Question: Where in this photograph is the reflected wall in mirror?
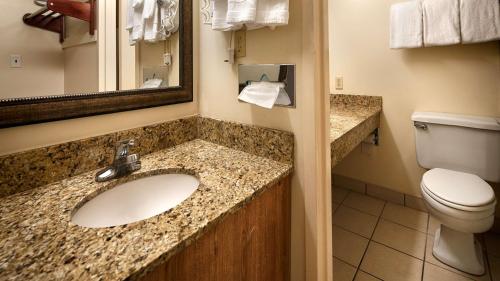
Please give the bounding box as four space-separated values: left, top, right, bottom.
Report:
1 0 181 100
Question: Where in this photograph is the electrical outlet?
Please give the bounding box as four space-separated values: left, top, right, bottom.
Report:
335 76 343 90
163 53 172 66
10 55 22 68
235 30 246 58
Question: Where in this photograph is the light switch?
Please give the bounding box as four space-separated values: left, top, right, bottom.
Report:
10 55 22 68
335 76 343 90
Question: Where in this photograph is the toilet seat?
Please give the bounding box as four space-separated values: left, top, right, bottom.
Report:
421 184 495 221
422 168 496 212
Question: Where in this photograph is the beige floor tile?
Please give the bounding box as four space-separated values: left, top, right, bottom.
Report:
354 271 381 281
360 242 423 281
485 232 500 257
425 234 491 281
333 188 350 204
423 263 474 281
334 205 379 238
382 202 428 232
343 192 385 216
372 219 426 259
333 257 357 281
428 216 442 236
333 226 369 267
489 255 500 281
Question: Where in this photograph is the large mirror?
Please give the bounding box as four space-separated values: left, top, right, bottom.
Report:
0 0 192 127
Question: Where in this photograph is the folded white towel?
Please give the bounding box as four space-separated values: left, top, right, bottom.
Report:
128 0 145 45
422 0 461 46
144 0 159 42
211 0 243 31
227 0 257 24
255 0 289 26
460 0 500 44
238 81 283 109
390 1 423 49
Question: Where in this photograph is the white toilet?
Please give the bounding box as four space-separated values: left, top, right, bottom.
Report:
412 112 500 275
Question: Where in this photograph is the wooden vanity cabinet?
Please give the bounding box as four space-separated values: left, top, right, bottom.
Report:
140 176 291 281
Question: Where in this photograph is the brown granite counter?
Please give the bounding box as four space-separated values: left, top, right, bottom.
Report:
0 119 293 281
330 94 382 166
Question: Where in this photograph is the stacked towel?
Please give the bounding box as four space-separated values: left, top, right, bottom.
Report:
460 0 500 44
422 0 461 46
212 0 289 31
390 1 423 49
226 0 257 25
127 0 180 45
212 0 243 31
127 0 146 45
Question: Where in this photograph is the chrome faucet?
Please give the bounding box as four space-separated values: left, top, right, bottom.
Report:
95 139 141 182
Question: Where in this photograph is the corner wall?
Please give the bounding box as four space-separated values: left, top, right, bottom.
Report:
330 0 500 198
198 0 329 279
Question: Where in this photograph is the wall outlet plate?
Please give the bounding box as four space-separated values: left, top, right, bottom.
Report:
235 30 246 58
335 76 343 90
10 55 22 68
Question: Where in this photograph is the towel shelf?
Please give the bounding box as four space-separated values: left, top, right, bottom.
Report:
23 0 96 43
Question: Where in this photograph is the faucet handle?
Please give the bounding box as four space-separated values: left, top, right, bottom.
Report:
115 139 135 159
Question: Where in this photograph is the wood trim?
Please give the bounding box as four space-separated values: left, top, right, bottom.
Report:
139 176 291 281
0 0 193 128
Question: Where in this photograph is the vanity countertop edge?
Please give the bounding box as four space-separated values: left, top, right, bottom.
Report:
330 94 383 167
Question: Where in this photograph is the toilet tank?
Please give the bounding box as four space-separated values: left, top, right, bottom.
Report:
412 112 500 182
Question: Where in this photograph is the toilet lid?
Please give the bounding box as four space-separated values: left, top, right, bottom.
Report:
422 168 495 207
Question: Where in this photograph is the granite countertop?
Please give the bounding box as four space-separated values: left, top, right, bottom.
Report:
0 139 292 281
330 94 383 166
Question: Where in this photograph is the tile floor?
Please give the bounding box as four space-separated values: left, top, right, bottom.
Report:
332 187 500 281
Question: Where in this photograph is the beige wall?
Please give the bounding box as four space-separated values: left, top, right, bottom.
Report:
198 0 330 280
0 1 64 99
64 43 99 94
330 0 500 197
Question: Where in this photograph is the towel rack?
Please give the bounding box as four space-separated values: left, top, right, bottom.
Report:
23 0 96 43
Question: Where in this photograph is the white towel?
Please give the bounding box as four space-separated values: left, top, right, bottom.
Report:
238 81 283 109
126 0 135 31
390 1 423 49
144 0 159 42
254 0 289 26
128 0 146 45
211 0 243 31
422 0 461 46
227 0 257 24
160 0 180 37
460 0 500 44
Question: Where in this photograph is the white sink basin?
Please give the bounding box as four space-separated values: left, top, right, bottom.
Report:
71 174 199 228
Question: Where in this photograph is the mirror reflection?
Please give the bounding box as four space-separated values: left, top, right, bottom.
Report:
0 0 181 100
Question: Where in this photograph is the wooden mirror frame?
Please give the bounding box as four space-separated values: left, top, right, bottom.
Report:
0 1 192 128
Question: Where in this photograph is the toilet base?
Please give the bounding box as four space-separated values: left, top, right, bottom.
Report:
432 225 485 276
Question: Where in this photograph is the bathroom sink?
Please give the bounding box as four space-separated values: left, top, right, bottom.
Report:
71 174 199 228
